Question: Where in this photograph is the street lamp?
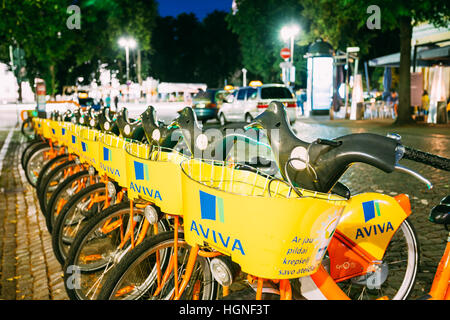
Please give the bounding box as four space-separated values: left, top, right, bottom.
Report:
118 37 137 83
280 24 300 86
280 24 300 64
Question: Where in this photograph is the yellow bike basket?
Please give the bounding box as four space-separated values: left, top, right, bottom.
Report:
181 159 347 279
98 134 127 187
32 118 44 136
79 128 100 169
42 119 53 140
58 121 70 147
125 141 189 215
66 123 83 155
48 120 61 143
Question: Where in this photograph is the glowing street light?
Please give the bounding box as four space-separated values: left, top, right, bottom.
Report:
280 24 300 63
280 24 300 86
118 37 137 83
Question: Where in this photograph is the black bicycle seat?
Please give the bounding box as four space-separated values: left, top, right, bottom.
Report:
98 107 119 135
116 107 145 141
170 107 231 159
86 108 101 129
140 105 178 148
429 204 450 227
247 101 398 196
440 195 450 205
63 110 74 122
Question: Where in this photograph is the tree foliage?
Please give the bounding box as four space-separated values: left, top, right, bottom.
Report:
149 11 242 88
226 0 307 86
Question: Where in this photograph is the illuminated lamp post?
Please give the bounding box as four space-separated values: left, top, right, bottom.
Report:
118 37 137 84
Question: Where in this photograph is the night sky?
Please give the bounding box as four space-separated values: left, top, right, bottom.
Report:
156 0 233 20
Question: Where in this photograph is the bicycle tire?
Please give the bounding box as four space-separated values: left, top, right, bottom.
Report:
63 202 170 300
45 170 92 233
97 231 218 300
21 140 47 171
21 118 35 140
36 154 70 197
38 159 78 215
24 144 53 187
52 182 107 265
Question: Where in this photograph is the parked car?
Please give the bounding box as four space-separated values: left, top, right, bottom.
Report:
192 88 233 124
217 83 297 125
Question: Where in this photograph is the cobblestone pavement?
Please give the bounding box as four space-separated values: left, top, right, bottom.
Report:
0 117 449 300
0 130 68 300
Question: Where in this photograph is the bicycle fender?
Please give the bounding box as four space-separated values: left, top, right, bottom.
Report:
333 192 411 261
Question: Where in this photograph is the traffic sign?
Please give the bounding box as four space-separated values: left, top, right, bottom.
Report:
280 47 291 60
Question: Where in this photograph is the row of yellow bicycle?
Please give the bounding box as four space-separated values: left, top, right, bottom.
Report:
20 101 450 300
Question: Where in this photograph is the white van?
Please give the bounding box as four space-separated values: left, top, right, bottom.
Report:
217 83 298 125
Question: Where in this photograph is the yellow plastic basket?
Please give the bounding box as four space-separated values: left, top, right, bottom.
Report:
79 128 101 169
125 141 189 215
58 122 70 147
48 120 61 143
41 119 53 140
66 123 83 155
181 159 347 279
98 134 127 187
32 118 44 136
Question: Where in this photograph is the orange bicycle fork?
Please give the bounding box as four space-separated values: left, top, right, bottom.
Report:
428 232 450 300
152 216 223 300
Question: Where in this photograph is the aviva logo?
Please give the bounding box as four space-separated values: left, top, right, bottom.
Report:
61 128 66 136
134 161 149 181
81 142 88 152
356 200 394 240
72 135 77 144
190 191 245 255
199 190 224 223
103 147 112 161
362 200 381 222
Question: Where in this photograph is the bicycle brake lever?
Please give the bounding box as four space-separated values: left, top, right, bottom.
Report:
395 165 433 190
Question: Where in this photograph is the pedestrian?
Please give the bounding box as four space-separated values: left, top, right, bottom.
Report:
387 91 398 118
446 97 450 123
105 95 111 109
114 95 119 111
421 90 429 122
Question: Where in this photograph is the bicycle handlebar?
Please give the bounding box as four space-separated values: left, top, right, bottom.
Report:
402 146 450 172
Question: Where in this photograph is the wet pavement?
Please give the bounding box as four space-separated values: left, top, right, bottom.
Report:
0 115 449 300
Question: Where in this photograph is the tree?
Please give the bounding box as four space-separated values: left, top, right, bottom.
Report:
0 0 158 96
106 0 158 84
198 10 242 88
226 0 307 86
149 11 242 88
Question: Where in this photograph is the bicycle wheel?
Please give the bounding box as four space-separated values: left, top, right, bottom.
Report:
36 154 71 199
63 202 170 300
45 171 97 233
21 140 46 170
24 144 54 187
97 231 218 300
325 218 419 300
52 183 108 265
38 159 79 215
21 118 35 140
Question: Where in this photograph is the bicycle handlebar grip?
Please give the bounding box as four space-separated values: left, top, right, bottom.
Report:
403 146 450 171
